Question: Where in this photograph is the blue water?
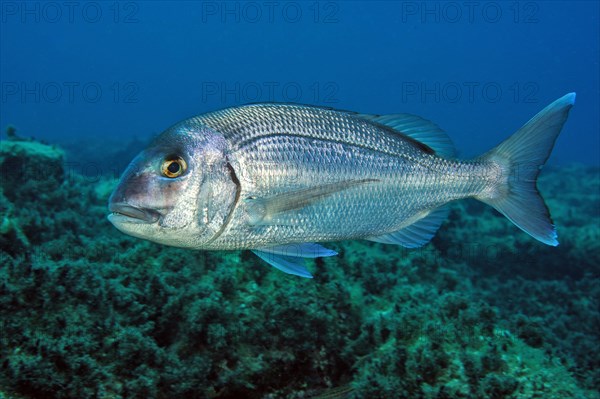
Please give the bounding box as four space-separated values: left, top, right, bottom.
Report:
1 1 598 167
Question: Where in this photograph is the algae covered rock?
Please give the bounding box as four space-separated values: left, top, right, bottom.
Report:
0 131 88 252
1 131 66 254
0 131 65 203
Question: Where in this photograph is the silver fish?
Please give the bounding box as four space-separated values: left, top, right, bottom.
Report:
108 93 575 278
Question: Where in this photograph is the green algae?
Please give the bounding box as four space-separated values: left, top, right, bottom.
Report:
0 140 64 162
0 138 598 398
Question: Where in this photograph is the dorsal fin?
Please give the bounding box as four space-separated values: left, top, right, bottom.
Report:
356 113 456 158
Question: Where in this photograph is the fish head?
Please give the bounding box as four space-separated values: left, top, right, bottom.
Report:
108 119 233 248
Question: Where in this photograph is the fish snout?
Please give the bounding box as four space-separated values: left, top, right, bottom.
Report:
108 172 164 224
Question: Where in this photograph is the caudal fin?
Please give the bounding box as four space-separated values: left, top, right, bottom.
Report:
476 93 576 246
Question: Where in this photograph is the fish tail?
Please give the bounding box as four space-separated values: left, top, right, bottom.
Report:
475 93 576 246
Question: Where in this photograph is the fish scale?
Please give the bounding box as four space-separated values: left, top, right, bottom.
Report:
187 104 490 249
195 104 426 157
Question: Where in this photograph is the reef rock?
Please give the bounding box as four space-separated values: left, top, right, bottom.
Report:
0 135 65 202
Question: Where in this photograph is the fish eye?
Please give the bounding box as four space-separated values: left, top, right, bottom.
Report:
161 155 187 178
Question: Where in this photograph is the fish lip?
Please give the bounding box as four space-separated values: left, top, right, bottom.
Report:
108 203 160 224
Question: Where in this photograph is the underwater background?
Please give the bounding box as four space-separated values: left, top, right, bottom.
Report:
1 1 599 398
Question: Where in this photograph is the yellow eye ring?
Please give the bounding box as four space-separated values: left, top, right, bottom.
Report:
161 156 187 178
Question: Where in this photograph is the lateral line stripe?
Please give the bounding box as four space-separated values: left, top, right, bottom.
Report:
234 132 408 159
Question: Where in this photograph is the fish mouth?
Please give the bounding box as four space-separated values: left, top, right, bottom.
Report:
108 203 161 224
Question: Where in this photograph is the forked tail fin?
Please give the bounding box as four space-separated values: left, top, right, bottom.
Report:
476 93 576 246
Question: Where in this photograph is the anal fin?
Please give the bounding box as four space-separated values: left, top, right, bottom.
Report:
366 206 449 248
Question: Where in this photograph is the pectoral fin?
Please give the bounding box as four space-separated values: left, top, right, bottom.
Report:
252 243 338 278
246 179 377 225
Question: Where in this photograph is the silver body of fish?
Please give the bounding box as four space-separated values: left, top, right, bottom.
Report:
108 94 575 277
